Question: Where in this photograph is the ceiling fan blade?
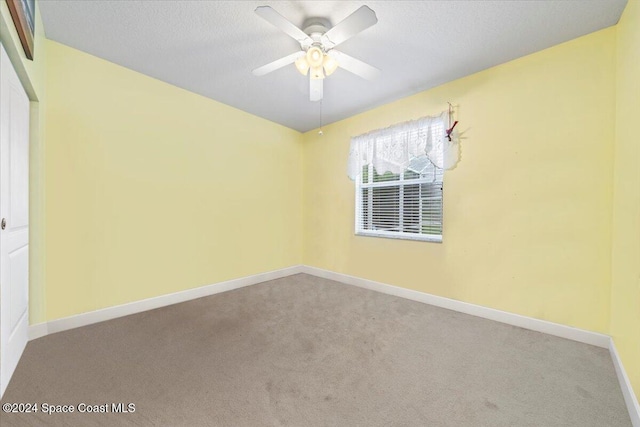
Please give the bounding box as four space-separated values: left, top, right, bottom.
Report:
322 6 377 48
253 51 305 76
255 6 312 44
310 78 323 102
327 50 380 81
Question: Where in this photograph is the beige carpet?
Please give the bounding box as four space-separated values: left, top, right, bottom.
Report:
1 274 631 426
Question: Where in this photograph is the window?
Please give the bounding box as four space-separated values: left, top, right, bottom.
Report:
348 113 450 243
355 160 443 242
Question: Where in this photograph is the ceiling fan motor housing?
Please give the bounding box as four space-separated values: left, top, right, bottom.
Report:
302 17 332 49
303 17 332 35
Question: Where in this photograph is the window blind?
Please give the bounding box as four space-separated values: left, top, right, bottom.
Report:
356 162 443 242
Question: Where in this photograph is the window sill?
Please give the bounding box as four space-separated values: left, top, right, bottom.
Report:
355 230 442 243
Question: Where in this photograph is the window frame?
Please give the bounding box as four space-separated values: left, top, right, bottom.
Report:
354 163 444 243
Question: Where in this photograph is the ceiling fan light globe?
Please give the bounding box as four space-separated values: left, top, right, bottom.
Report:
295 56 310 75
323 55 339 76
306 47 324 68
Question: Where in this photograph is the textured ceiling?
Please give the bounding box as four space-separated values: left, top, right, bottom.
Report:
39 1 627 132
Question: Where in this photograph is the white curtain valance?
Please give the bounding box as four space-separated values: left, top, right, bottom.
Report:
347 111 459 180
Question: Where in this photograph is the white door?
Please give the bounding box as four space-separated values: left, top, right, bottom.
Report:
0 44 30 398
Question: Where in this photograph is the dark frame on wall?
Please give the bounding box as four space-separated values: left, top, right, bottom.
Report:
5 0 36 60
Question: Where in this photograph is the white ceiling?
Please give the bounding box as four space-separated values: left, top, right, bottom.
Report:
39 1 627 132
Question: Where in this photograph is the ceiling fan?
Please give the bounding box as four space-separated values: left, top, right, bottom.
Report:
252 5 380 102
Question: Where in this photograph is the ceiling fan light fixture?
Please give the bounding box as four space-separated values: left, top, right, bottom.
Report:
295 56 310 75
323 55 339 76
306 46 324 68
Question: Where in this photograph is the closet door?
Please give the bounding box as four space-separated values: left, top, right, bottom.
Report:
0 44 30 398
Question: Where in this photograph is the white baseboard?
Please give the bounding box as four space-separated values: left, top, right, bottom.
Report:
29 265 303 338
300 265 611 348
30 264 610 348
28 322 49 340
610 338 640 427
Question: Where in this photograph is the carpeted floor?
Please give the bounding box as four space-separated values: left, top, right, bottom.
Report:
0 274 631 426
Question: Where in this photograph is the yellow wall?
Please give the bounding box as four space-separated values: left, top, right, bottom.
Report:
303 28 616 334
611 0 640 398
1 3 47 324
44 40 302 320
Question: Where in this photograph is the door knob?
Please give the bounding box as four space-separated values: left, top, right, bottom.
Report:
1 218 5 230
